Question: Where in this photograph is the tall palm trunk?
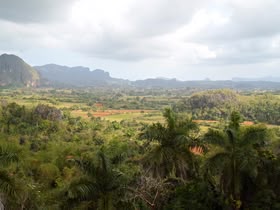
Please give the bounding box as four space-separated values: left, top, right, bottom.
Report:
232 158 241 210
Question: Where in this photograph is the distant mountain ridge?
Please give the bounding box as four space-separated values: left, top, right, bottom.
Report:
0 54 40 87
35 64 128 87
133 78 280 89
0 54 279 90
232 77 280 82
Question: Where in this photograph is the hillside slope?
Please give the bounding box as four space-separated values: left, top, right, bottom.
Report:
0 54 40 87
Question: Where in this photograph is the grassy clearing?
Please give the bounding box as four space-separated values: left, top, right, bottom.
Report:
104 113 143 121
71 109 162 123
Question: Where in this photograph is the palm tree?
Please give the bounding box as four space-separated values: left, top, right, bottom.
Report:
63 151 123 210
140 108 200 180
204 111 271 210
0 144 20 209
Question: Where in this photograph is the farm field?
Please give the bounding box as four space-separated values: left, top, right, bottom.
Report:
71 109 163 122
1 88 280 127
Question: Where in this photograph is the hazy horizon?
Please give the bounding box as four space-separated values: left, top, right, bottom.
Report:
1 0 280 80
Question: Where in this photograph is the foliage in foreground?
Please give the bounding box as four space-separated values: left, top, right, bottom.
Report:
0 100 279 209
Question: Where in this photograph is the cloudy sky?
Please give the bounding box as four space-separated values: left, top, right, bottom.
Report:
0 0 279 80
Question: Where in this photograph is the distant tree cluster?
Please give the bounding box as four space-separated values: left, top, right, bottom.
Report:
34 104 62 121
174 89 280 124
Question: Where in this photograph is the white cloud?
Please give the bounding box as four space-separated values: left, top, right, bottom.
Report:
0 0 77 23
0 0 280 79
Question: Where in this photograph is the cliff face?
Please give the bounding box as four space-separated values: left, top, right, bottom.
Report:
0 54 40 87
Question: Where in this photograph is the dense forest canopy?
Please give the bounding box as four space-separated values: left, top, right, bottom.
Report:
0 87 279 209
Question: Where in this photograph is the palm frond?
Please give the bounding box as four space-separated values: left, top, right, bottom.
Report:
139 123 167 143
205 151 230 174
73 158 96 176
66 177 95 200
240 125 270 148
204 128 227 147
0 170 17 198
176 118 198 135
163 108 176 130
0 144 20 166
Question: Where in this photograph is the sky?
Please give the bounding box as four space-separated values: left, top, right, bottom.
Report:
0 0 279 80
